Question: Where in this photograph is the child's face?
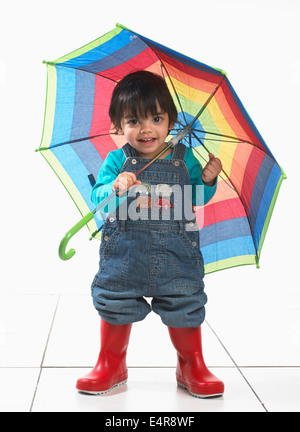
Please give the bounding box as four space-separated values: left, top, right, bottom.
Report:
119 102 174 159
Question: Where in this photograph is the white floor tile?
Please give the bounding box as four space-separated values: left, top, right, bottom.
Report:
43 295 99 367
0 295 58 367
2 291 299 412
31 367 264 412
0 295 58 334
241 367 300 412
0 368 40 412
205 279 300 366
0 333 51 368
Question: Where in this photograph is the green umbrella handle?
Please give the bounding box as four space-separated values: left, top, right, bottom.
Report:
58 212 94 260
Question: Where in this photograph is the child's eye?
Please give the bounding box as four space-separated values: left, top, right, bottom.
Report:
153 116 162 123
128 119 138 125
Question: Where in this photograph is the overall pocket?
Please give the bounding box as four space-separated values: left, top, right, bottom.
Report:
97 227 129 291
165 230 204 293
178 230 204 280
100 226 122 261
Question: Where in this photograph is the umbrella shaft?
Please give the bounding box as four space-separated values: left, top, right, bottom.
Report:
93 139 177 215
93 118 199 217
92 189 119 214
135 140 174 176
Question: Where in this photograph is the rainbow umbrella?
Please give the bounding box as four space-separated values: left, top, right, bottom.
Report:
37 23 286 273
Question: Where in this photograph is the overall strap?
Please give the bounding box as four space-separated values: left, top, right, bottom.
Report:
122 143 138 159
171 143 186 161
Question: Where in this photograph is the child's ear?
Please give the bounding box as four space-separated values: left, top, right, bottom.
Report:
111 124 124 135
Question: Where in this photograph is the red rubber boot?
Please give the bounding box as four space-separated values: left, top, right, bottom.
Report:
76 319 132 394
168 326 224 398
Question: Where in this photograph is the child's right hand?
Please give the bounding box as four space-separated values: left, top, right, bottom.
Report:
112 172 142 196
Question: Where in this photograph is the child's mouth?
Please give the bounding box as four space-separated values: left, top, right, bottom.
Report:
139 138 156 145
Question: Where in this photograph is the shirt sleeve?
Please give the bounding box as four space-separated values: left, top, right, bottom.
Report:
184 148 217 206
91 149 125 213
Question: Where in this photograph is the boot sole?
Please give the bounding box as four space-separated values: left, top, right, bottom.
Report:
177 382 224 399
77 379 127 395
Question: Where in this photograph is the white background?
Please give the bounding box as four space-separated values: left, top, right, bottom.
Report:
1 0 299 356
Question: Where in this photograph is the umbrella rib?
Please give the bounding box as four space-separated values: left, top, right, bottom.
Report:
189 131 237 192
133 36 189 127
191 128 257 146
202 137 256 145
46 61 118 84
161 62 188 126
190 131 258 257
190 75 226 126
126 30 225 132
173 122 258 147
37 133 117 151
168 74 225 139
39 128 257 153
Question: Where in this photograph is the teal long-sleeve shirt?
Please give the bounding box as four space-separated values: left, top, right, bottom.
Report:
91 146 217 213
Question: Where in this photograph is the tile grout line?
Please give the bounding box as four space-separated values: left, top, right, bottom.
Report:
1 365 298 369
205 320 268 412
29 295 61 412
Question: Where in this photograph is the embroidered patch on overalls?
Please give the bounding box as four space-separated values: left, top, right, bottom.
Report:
154 197 173 211
136 195 152 209
155 184 173 197
132 182 151 195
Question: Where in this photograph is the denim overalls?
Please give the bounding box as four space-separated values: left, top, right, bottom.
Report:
92 143 207 328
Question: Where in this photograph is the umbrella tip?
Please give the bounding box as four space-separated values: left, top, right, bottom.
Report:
279 165 287 179
255 256 260 269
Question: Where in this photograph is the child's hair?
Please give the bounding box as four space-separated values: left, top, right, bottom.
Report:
109 71 178 131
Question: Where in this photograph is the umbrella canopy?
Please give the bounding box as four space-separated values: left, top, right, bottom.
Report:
38 23 286 273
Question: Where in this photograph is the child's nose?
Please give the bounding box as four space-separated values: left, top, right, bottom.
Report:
140 121 152 133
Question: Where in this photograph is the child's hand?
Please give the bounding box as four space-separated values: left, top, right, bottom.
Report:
201 153 222 186
112 172 142 196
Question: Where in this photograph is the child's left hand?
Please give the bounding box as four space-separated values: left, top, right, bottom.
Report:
201 153 222 186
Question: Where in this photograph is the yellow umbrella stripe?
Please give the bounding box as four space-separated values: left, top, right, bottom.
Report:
167 76 238 173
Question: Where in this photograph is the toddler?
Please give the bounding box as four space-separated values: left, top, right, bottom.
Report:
76 71 224 398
